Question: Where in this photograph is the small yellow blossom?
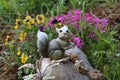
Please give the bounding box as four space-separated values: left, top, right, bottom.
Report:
19 32 27 42
12 39 15 43
57 22 62 26
23 15 33 25
5 36 10 45
31 19 35 24
21 53 28 64
14 19 21 29
14 24 19 29
22 32 27 36
25 15 31 20
19 36 23 41
36 14 45 24
16 19 21 23
28 23 32 29
17 49 21 56
6 36 10 39
5 39 8 45
23 15 34 29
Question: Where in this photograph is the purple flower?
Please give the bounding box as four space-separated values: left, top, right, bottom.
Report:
73 10 81 21
74 9 82 16
93 17 100 29
101 18 108 28
54 14 67 24
89 31 98 40
68 10 73 16
93 17 100 24
84 13 94 23
65 18 70 24
48 18 54 27
72 21 79 29
58 14 67 23
67 10 81 21
40 26 45 32
73 36 83 48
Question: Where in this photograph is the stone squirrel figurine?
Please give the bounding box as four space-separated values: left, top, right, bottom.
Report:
37 25 74 60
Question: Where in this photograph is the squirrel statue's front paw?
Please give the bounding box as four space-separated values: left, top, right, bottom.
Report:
88 69 104 80
68 53 78 62
74 60 89 74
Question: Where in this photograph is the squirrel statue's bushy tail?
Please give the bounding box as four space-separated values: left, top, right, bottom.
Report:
37 30 49 57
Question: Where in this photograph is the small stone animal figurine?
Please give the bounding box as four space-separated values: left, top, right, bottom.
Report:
37 25 74 60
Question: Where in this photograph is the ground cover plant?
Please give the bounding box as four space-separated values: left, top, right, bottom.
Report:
0 0 120 80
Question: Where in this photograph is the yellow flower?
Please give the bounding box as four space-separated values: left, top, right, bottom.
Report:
19 36 23 41
21 53 28 64
17 49 21 56
28 23 32 29
6 36 10 39
19 32 27 42
12 39 15 43
22 32 27 36
14 19 21 29
57 22 62 26
16 19 21 23
23 15 33 25
5 40 8 45
36 14 45 24
23 15 34 29
25 15 31 20
31 19 35 24
5 36 10 45
14 24 19 29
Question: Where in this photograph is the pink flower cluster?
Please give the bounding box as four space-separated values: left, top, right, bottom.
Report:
48 10 108 31
73 36 84 48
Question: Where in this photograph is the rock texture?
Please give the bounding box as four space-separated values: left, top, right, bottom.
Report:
41 46 93 80
43 62 90 80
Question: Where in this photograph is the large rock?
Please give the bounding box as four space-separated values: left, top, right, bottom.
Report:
42 61 90 80
41 46 92 80
40 46 103 80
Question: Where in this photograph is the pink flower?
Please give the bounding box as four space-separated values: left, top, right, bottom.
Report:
101 18 108 28
89 31 98 40
67 10 81 21
93 17 100 29
48 18 54 27
93 17 100 24
53 14 67 25
84 13 94 23
73 36 83 48
72 21 79 29
74 9 82 16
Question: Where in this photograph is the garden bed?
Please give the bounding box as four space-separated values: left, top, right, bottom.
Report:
0 1 120 80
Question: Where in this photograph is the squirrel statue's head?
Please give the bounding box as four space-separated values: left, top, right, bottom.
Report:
56 25 72 40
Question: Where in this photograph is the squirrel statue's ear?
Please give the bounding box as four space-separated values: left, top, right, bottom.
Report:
64 25 68 28
56 28 60 33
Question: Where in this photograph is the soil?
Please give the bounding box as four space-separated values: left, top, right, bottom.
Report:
0 2 120 80
0 25 18 80
91 2 120 40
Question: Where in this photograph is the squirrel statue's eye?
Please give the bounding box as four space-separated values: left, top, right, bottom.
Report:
66 30 69 33
60 30 62 32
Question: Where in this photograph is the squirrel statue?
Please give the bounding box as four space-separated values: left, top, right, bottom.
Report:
37 25 74 60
